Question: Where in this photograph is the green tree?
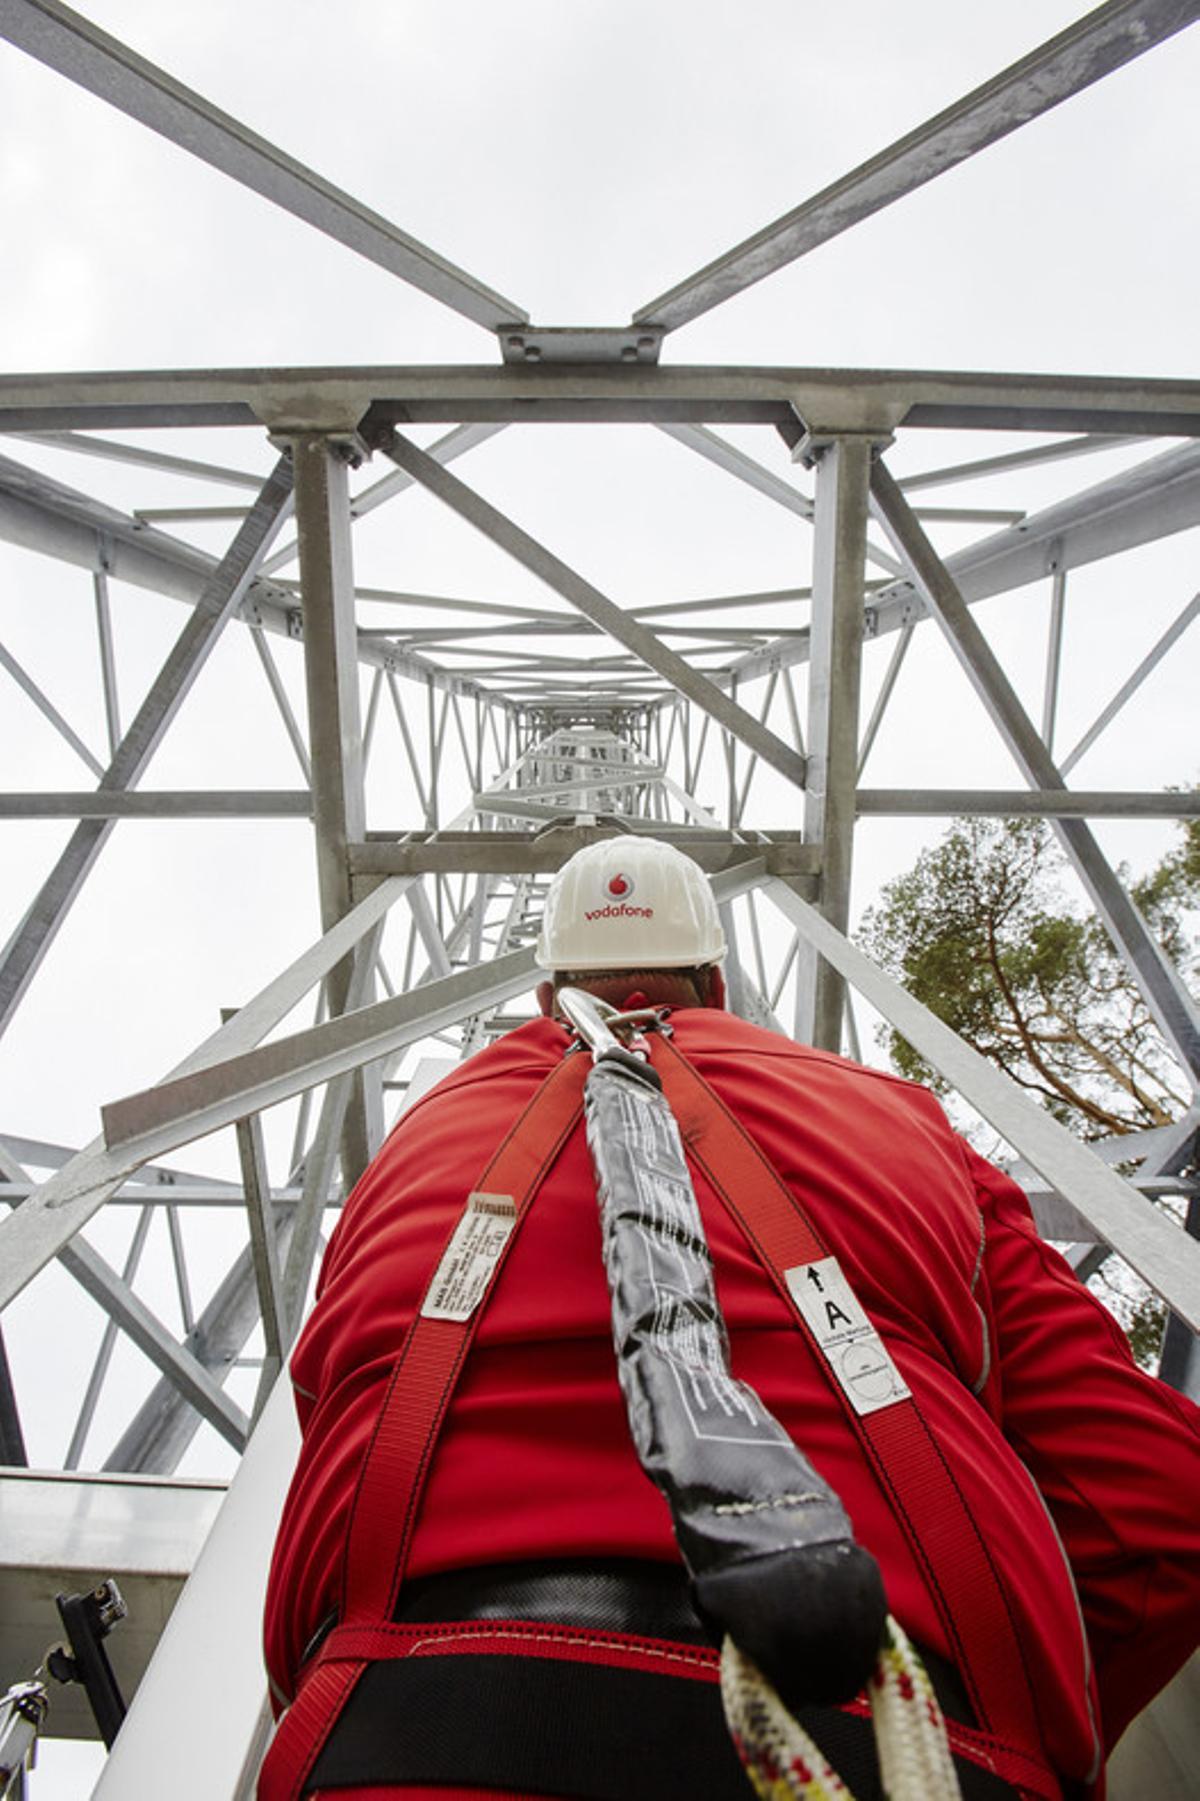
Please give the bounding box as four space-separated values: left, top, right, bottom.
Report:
859 813 1197 1139
859 810 1198 1368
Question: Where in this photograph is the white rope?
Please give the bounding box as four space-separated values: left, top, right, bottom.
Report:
869 1616 962 1801
720 1615 963 1801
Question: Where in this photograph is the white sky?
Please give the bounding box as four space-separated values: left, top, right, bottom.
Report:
1 3 1198 1787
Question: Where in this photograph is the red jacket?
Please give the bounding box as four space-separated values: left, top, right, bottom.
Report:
264 1010 1200 1788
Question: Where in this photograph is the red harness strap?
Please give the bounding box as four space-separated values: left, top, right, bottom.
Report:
258 1049 587 1801
650 1032 1057 1797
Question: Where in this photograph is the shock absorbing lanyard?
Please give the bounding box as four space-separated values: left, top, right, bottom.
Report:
647 1030 1054 1793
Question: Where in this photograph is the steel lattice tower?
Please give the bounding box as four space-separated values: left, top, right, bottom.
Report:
0 3 1197 1794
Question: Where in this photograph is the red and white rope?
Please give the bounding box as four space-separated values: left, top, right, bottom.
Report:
720 1616 962 1801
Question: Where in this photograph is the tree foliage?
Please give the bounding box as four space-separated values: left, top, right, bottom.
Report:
860 809 1198 1368
860 812 1198 1140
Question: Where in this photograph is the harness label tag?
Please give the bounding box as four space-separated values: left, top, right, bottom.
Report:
784 1255 911 1416
421 1192 516 1322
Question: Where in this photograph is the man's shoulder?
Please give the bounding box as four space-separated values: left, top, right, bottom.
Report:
670 1010 924 1094
669 1011 956 1143
395 1009 935 1131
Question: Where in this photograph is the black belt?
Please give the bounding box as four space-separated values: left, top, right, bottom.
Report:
307 1559 1015 1800
396 1557 711 1644
394 1558 976 1725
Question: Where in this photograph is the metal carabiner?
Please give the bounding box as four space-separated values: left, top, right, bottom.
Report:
555 988 669 1063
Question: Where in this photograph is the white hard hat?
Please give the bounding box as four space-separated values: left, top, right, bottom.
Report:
535 837 726 970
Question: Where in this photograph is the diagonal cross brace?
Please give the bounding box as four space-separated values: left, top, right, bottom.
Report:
0 874 412 1314
1 1147 248 1450
101 948 542 1160
869 456 1200 1084
379 430 809 792
765 879 1200 1332
0 0 528 332
635 0 1200 330
0 455 295 1038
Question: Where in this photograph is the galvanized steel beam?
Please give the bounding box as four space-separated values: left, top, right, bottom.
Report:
1060 590 1200 776
348 833 819 880
731 441 1200 683
101 949 543 1159
656 423 813 519
0 0 528 332
379 430 810 792
869 457 1200 1083
1042 570 1068 752
0 1325 26 1465
0 454 295 1038
634 0 1200 331
93 568 121 756
897 433 1139 494
796 436 874 1049
0 790 311 818
764 879 1200 1331
0 876 411 1312
12 427 266 488
233 1115 286 1378
857 620 914 775
64 1203 152 1468
854 789 1200 818
291 434 375 1185
0 635 105 777
3 366 1200 435
0 447 503 708
103 1217 296 1475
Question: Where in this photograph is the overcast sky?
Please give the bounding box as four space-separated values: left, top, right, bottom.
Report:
2 4 1198 1789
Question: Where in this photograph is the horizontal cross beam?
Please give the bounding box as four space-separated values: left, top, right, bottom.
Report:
2 366 1200 435
0 790 311 818
855 789 1200 818
348 832 821 878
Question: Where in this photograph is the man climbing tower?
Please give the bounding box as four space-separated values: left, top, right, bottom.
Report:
261 835 1200 1801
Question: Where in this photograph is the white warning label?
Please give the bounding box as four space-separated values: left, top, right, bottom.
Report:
421 1192 516 1322
784 1255 911 1417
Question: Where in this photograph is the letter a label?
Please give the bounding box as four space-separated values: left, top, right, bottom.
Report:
784 1255 911 1417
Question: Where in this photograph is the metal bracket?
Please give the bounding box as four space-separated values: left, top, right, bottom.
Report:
498 325 665 365
47 1579 128 1751
789 426 895 470
267 429 372 470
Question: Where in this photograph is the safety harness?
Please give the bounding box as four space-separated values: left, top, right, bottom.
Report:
258 1018 1062 1801
646 1026 1052 1801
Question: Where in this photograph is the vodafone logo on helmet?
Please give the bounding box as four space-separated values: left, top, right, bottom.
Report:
583 866 654 923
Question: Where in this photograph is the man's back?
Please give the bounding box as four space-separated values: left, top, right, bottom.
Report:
264 1008 1200 1791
